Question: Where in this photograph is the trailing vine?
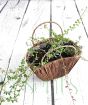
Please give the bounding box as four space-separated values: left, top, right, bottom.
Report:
0 59 34 103
63 18 81 35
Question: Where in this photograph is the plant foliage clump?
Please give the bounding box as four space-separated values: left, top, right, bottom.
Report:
27 32 81 67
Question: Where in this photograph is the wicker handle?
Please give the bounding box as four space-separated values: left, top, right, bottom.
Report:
32 21 63 46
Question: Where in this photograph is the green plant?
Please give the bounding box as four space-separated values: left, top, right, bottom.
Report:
27 28 81 68
0 59 34 103
0 17 83 104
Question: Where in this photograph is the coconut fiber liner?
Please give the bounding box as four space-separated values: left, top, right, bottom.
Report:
26 54 80 81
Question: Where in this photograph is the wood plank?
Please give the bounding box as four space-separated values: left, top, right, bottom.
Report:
20 1 52 105
0 0 30 105
0 0 28 69
72 0 88 104
4 0 52 105
52 0 88 105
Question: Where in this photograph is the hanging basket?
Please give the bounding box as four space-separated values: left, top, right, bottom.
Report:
26 21 81 81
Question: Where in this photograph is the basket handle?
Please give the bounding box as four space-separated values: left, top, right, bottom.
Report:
31 21 63 46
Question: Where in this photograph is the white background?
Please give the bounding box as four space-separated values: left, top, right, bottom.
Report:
0 0 88 105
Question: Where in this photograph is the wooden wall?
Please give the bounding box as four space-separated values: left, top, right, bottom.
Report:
0 0 88 105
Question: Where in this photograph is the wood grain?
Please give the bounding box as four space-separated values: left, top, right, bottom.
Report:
0 0 88 105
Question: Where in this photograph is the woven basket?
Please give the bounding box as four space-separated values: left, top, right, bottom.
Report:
26 21 80 81
26 54 80 80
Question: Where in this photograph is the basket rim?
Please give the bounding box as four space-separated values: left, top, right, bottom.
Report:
27 55 81 71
